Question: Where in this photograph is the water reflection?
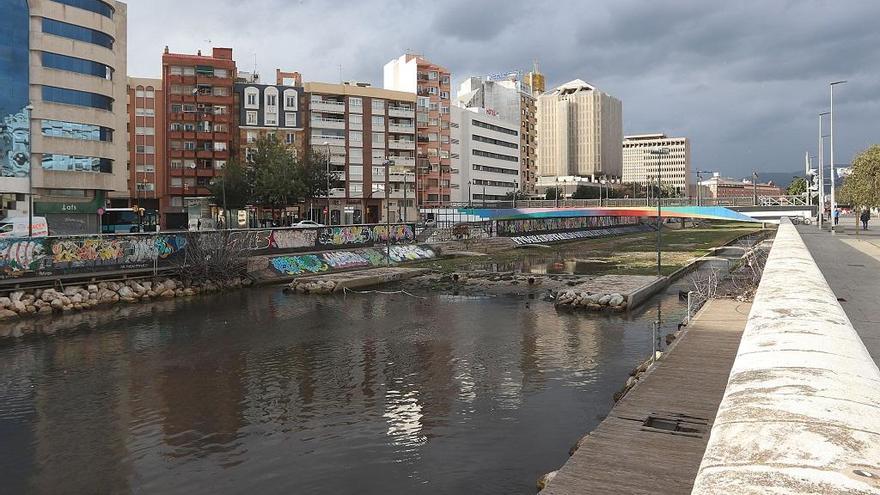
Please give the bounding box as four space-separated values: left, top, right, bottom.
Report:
0 277 695 494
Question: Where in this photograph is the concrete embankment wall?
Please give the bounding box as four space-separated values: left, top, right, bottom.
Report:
691 219 880 494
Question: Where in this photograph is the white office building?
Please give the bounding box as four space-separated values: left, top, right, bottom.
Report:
622 133 691 194
536 79 622 179
450 106 521 204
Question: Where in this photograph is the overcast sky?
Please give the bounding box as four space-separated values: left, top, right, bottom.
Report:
125 0 880 178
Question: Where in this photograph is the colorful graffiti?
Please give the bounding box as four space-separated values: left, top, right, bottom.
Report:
269 255 330 276
0 233 188 279
510 225 653 245
267 245 437 277
317 224 415 247
496 216 639 236
0 239 45 277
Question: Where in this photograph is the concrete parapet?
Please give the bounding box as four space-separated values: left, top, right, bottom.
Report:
691 219 880 494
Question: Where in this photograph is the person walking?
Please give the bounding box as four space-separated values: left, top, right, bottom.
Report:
833 208 840 226
860 208 870 231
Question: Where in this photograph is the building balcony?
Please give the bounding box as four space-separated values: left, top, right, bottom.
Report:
388 123 415 134
310 135 346 147
310 117 346 130
329 155 346 165
389 140 416 150
388 107 415 118
329 187 347 198
311 101 346 113
388 156 415 167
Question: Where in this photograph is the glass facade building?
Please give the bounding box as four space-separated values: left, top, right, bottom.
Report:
0 0 31 179
42 18 114 49
42 85 114 111
42 120 114 142
51 0 114 18
42 51 113 79
42 154 113 173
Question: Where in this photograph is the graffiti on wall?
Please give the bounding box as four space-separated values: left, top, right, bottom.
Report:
317 224 415 247
226 229 318 252
268 245 437 277
510 225 652 245
0 234 188 279
496 216 639 236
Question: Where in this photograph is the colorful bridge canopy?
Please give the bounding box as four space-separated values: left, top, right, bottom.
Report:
456 206 760 223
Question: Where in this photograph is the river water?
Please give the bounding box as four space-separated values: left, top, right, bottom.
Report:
0 266 718 494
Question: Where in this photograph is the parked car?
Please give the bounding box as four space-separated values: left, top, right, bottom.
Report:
0 216 49 238
292 220 324 229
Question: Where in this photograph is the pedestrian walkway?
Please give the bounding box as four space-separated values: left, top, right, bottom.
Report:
540 299 750 495
797 224 880 367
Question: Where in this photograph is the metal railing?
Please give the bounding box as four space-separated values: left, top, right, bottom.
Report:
417 196 811 210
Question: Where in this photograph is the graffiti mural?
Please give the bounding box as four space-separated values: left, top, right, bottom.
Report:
270 229 317 250
496 216 639 236
317 224 415 247
0 238 46 277
510 225 653 245
267 245 437 277
269 255 329 276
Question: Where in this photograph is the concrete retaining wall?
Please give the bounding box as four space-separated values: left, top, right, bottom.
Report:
691 219 880 494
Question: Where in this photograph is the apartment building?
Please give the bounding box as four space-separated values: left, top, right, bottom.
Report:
125 77 164 212
536 79 623 180
384 54 451 207
162 46 236 229
234 69 305 163
0 0 128 234
457 74 537 194
450 106 521 204
622 133 691 194
303 81 416 225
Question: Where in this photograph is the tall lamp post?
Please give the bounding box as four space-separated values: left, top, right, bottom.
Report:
829 80 846 234
752 170 758 206
323 141 331 225
25 103 33 237
818 111 830 228
512 181 518 209
649 148 670 277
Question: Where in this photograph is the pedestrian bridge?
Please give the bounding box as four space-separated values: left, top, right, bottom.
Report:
437 205 813 224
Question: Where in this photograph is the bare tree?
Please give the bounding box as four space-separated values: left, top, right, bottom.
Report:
174 231 249 286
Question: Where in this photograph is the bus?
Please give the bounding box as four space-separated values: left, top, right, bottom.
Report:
100 208 159 234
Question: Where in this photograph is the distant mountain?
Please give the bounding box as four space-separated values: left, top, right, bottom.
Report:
752 172 803 189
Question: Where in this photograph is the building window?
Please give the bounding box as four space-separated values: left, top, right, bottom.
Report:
285 133 295 145
285 112 297 127
372 99 385 113
50 0 114 18
246 111 258 125
41 51 112 79
265 114 277 126
244 87 259 108
214 160 226 170
371 149 385 162
135 108 155 117
42 120 113 142
246 131 257 143
349 148 363 164
41 18 114 49
349 113 363 129
42 85 113 111
371 115 385 128
135 145 155 153
284 89 298 110
42 154 112 173
372 132 385 146
214 69 228 78
349 131 363 146
348 97 363 113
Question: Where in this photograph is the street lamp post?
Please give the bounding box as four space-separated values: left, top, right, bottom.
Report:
650 148 670 277
752 171 758 206
467 180 472 208
829 80 846 234
25 103 33 237
323 141 331 225
818 112 830 229
512 181 518 209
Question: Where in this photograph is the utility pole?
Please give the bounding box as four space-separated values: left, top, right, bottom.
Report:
650 148 670 278
829 80 846 235
752 170 758 206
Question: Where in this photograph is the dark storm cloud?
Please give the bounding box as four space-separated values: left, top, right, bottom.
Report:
125 0 880 176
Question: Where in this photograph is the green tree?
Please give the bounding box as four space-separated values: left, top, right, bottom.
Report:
250 135 301 213
571 185 600 199
839 145 880 208
787 177 807 196
297 149 338 202
208 158 252 211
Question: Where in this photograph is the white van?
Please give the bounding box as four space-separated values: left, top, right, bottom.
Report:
0 217 49 238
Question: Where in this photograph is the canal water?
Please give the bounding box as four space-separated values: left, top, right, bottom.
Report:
0 266 722 494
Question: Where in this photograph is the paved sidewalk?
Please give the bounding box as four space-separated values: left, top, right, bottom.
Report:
797 224 880 366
